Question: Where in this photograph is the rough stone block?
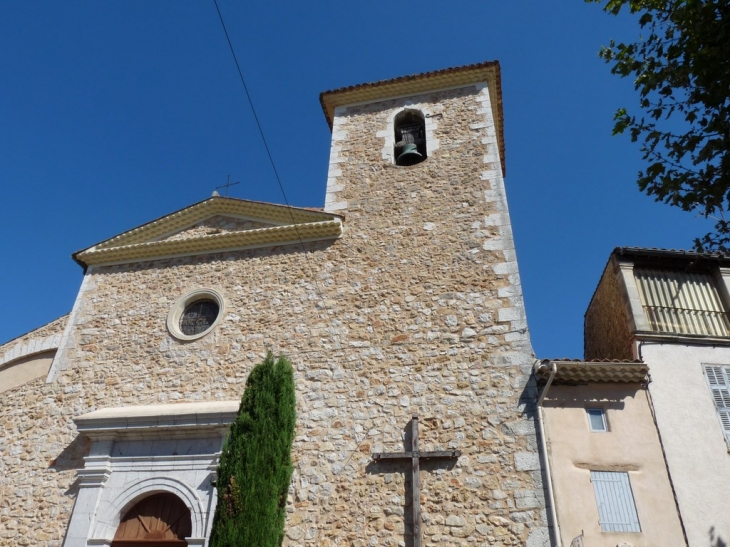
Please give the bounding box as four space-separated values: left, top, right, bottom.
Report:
514 452 540 471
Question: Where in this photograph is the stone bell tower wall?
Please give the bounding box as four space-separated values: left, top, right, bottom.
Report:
313 83 548 545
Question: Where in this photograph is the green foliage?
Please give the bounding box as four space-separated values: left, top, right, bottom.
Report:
588 0 730 251
210 353 296 547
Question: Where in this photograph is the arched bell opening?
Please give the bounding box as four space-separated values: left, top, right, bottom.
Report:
393 109 427 166
111 492 192 547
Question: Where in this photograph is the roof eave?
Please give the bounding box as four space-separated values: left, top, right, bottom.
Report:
614 246 730 266
74 219 343 268
536 359 649 384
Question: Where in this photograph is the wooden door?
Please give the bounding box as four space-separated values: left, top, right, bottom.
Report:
111 492 192 546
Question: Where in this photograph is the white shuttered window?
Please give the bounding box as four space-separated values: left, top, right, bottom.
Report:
634 269 730 336
590 471 641 533
703 365 730 445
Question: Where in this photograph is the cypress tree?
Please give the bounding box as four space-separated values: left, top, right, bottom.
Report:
210 353 296 547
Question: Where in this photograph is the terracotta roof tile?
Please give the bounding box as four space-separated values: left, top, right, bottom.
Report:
544 358 644 364
536 359 648 384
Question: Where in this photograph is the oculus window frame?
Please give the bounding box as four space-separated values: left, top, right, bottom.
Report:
167 288 225 342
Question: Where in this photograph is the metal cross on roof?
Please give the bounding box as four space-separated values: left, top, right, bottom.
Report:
372 415 461 547
215 175 240 197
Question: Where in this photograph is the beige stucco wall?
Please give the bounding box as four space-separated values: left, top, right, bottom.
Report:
543 383 684 546
0 350 56 394
642 343 730 547
0 83 548 547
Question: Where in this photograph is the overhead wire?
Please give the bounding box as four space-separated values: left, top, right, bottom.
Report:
210 1 528 368
212 2 410 496
212 0 290 207
211 0 343 324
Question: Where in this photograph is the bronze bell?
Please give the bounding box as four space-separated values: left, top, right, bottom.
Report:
396 143 423 166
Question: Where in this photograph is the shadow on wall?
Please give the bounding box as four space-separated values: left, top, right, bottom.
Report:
540 385 639 411
522 376 556 547
711 527 728 547
519 374 538 420
49 434 91 497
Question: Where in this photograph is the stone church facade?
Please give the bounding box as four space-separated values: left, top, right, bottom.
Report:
0 62 548 546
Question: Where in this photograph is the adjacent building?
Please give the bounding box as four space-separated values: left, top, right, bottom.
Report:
535 358 685 547
560 246 730 547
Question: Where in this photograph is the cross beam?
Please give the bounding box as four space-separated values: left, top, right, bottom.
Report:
215 174 240 197
372 415 461 547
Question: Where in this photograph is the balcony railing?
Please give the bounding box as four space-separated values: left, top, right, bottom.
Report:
636 268 730 337
643 305 730 337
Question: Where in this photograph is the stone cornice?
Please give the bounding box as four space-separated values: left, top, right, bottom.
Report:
74 401 240 440
0 332 62 369
73 197 344 268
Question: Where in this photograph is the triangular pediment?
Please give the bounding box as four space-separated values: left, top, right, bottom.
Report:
155 214 281 243
73 197 343 267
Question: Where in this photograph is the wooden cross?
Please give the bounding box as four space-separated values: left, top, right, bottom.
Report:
372 415 461 547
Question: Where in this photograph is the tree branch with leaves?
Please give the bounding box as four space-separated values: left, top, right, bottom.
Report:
589 0 730 251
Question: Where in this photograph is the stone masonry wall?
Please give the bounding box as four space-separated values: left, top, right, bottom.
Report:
0 314 82 546
0 84 547 547
584 259 634 360
315 84 546 545
0 314 67 369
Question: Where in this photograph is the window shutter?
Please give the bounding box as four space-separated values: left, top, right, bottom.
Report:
634 269 730 336
590 471 641 533
703 365 730 445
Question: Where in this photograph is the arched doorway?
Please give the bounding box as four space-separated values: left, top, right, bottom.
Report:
111 492 192 546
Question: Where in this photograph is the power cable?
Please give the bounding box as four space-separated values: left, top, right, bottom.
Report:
212 0 290 208
211 0 340 319
211 4 383 509
213 3 503 497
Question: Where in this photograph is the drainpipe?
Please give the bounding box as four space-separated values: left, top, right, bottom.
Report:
535 359 562 547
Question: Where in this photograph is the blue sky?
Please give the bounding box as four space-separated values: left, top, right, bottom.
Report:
0 1 713 358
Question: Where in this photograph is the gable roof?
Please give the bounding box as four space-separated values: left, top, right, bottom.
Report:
73 196 343 268
320 60 506 175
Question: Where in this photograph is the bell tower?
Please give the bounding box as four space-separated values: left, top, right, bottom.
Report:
320 61 507 215
317 62 549 546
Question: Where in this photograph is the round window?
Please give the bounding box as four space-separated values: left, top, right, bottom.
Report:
167 289 224 341
180 299 219 336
